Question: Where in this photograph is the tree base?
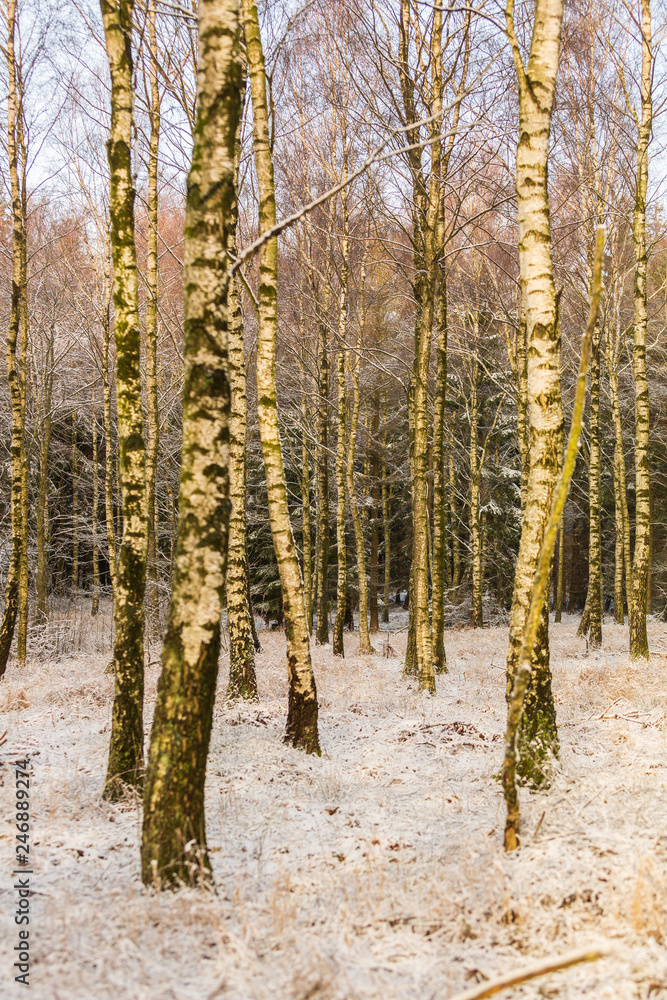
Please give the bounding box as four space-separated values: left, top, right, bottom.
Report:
285 685 321 755
142 835 214 890
227 655 258 701
103 770 143 803
516 714 559 790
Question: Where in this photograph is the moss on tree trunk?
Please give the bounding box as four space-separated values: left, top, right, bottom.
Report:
101 0 149 799
141 0 244 886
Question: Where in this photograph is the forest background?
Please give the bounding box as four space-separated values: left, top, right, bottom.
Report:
4 0 667 667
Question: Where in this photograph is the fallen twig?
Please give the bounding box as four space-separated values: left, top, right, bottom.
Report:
598 697 623 719
447 946 611 1000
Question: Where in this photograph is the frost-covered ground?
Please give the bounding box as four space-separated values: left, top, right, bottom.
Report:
2 609 667 999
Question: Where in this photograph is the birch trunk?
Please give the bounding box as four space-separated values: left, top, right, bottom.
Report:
72 412 79 589
381 406 391 625
101 0 149 799
347 347 373 655
431 273 448 670
226 109 257 700
243 0 320 751
613 443 624 623
145 0 161 637
398 0 441 692
586 326 602 648
301 379 313 630
92 397 100 616
369 395 380 634
102 287 118 605
449 432 461 594
16 127 28 664
516 315 530 504
333 339 346 656
0 0 24 675
503 227 604 849
315 320 330 644
469 354 483 628
333 191 348 655
554 511 564 622
629 0 652 660
609 366 632 616
35 338 53 625
505 0 564 787
142 0 243 886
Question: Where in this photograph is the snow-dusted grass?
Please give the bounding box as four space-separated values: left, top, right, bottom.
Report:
2 608 667 998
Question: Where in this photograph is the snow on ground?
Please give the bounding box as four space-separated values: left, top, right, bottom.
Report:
2 608 667 999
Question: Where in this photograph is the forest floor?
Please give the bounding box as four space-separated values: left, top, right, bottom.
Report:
2 606 667 999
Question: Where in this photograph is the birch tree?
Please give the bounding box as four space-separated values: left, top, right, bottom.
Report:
100 0 149 798
504 0 564 787
0 0 27 675
142 0 244 885
627 0 652 660
243 0 320 752
227 75 259 701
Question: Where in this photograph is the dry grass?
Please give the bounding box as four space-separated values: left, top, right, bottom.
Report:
1 608 667 998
